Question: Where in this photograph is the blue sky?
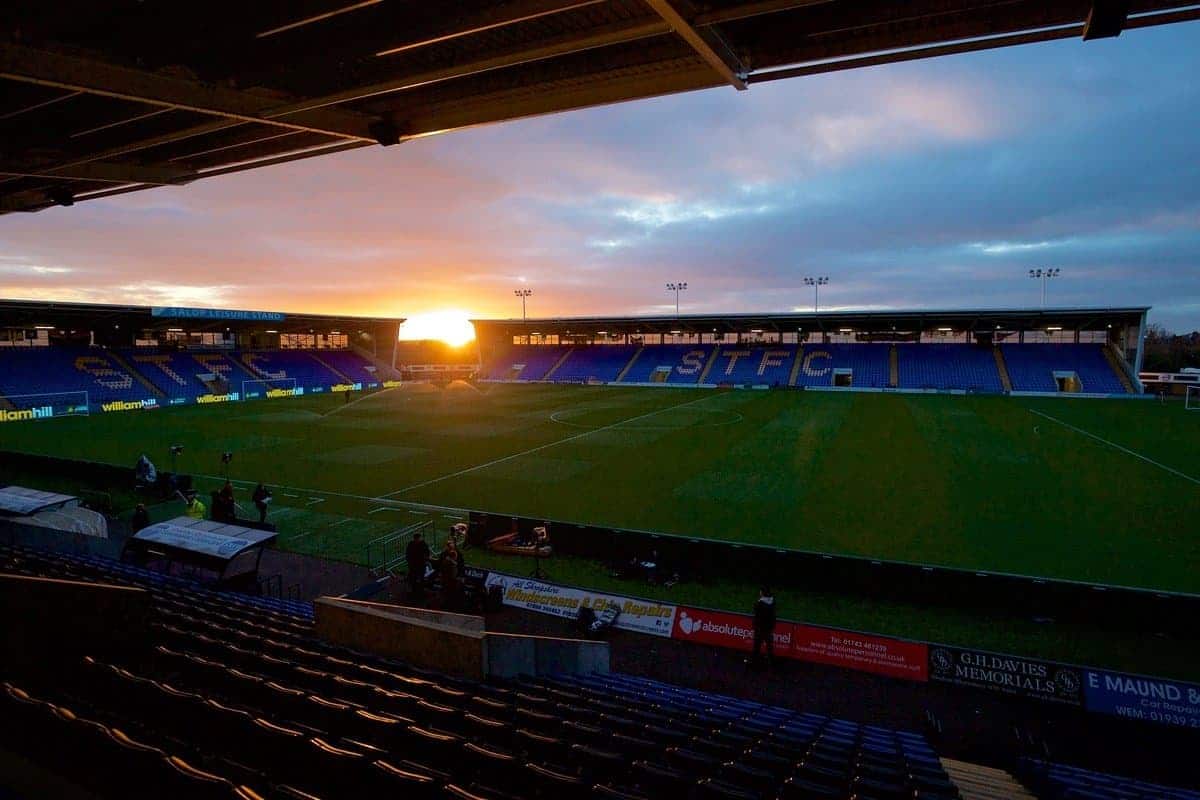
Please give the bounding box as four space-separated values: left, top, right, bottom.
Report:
1 21 1198 331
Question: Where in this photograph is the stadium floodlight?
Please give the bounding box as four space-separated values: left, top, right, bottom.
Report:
1028 268 1061 308
514 288 533 320
803 276 829 312
666 282 688 316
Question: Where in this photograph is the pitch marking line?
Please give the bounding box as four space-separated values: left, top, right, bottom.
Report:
1028 408 1200 486
377 391 726 498
321 386 399 417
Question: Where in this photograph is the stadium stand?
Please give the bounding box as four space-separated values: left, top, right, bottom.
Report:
0 347 149 408
128 350 243 399
238 351 351 391
619 344 714 384
1001 345 1127 394
2 541 976 800
794 344 891 389
896 345 1005 392
551 346 640 383
1017 758 1200 800
481 345 572 381
314 350 380 385
708 346 798 386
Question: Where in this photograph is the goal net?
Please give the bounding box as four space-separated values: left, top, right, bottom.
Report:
1187 385 1200 411
0 391 90 422
242 377 301 401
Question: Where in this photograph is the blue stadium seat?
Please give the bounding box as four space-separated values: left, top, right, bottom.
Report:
481 346 573 381
896 344 1003 392
793 344 890 389
707 345 797 386
239 350 348 391
552 346 639 383
0 346 151 408
1001 344 1127 393
619 344 713 384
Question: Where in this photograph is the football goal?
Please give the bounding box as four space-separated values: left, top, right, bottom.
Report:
0 391 90 422
242 377 300 401
1187 385 1200 411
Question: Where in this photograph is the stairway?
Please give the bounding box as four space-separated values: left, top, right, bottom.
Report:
889 345 899 388
788 346 805 386
614 347 643 383
942 758 1038 800
106 350 165 399
697 346 721 384
1103 345 1136 393
993 347 1013 392
308 351 353 383
542 348 574 380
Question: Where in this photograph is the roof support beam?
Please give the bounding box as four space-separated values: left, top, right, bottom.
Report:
0 160 196 185
642 0 748 89
375 0 607 56
0 42 380 142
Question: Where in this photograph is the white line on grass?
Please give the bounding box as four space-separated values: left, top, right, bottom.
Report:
376 391 725 498
305 497 325 506
321 387 398 417
1028 408 1200 486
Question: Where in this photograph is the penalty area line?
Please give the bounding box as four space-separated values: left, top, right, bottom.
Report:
1028 408 1200 486
376 391 725 499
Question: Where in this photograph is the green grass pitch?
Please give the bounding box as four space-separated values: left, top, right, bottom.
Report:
2 382 1198 593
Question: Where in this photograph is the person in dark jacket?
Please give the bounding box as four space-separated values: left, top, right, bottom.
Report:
752 587 776 667
131 503 151 533
439 541 461 611
405 532 431 603
252 483 272 524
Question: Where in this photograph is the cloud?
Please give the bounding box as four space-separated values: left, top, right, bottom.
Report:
0 24 1197 330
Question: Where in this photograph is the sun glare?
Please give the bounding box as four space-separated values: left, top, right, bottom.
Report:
398 310 476 347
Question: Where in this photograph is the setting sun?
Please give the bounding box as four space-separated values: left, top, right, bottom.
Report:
398 310 476 347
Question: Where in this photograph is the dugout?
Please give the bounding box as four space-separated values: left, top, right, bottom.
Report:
122 516 277 593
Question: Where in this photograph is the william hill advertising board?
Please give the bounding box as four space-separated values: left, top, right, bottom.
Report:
929 646 1082 706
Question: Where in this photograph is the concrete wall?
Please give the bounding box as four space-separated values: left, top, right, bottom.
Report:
315 598 488 679
485 631 609 679
313 597 609 681
0 573 151 678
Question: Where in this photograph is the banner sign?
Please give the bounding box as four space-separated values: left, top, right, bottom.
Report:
670 607 927 681
929 646 1082 705
484 574 677 638
1084 671 1200 728
152 307 285 322
671 607 790 652
792 624 928 682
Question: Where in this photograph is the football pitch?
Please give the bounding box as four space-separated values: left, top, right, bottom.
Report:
2 382 1198 594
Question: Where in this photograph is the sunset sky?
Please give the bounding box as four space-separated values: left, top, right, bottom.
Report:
2 23 1199 334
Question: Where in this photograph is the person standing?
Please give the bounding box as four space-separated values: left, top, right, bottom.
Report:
405 532 431 603
439 541 461 611
131 503 151 533
252 483 272 524
178 490 206 521
752 587 777 668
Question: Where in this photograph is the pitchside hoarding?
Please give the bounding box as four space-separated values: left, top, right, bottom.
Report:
928 646 1083 706
1084 671 1200 728
484 574 678 638
670 607 929 681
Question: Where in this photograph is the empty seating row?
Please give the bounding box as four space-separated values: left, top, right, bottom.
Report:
3 543 959 800
1017 758 1200 800
552 346 640 383
0 346 150 407
896 345 1003 392
1001 344 1126 393
480 346 572 381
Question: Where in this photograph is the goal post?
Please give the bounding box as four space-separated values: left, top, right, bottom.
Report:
1187 385 1200 411
0 390 90 422
241 377 301 401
